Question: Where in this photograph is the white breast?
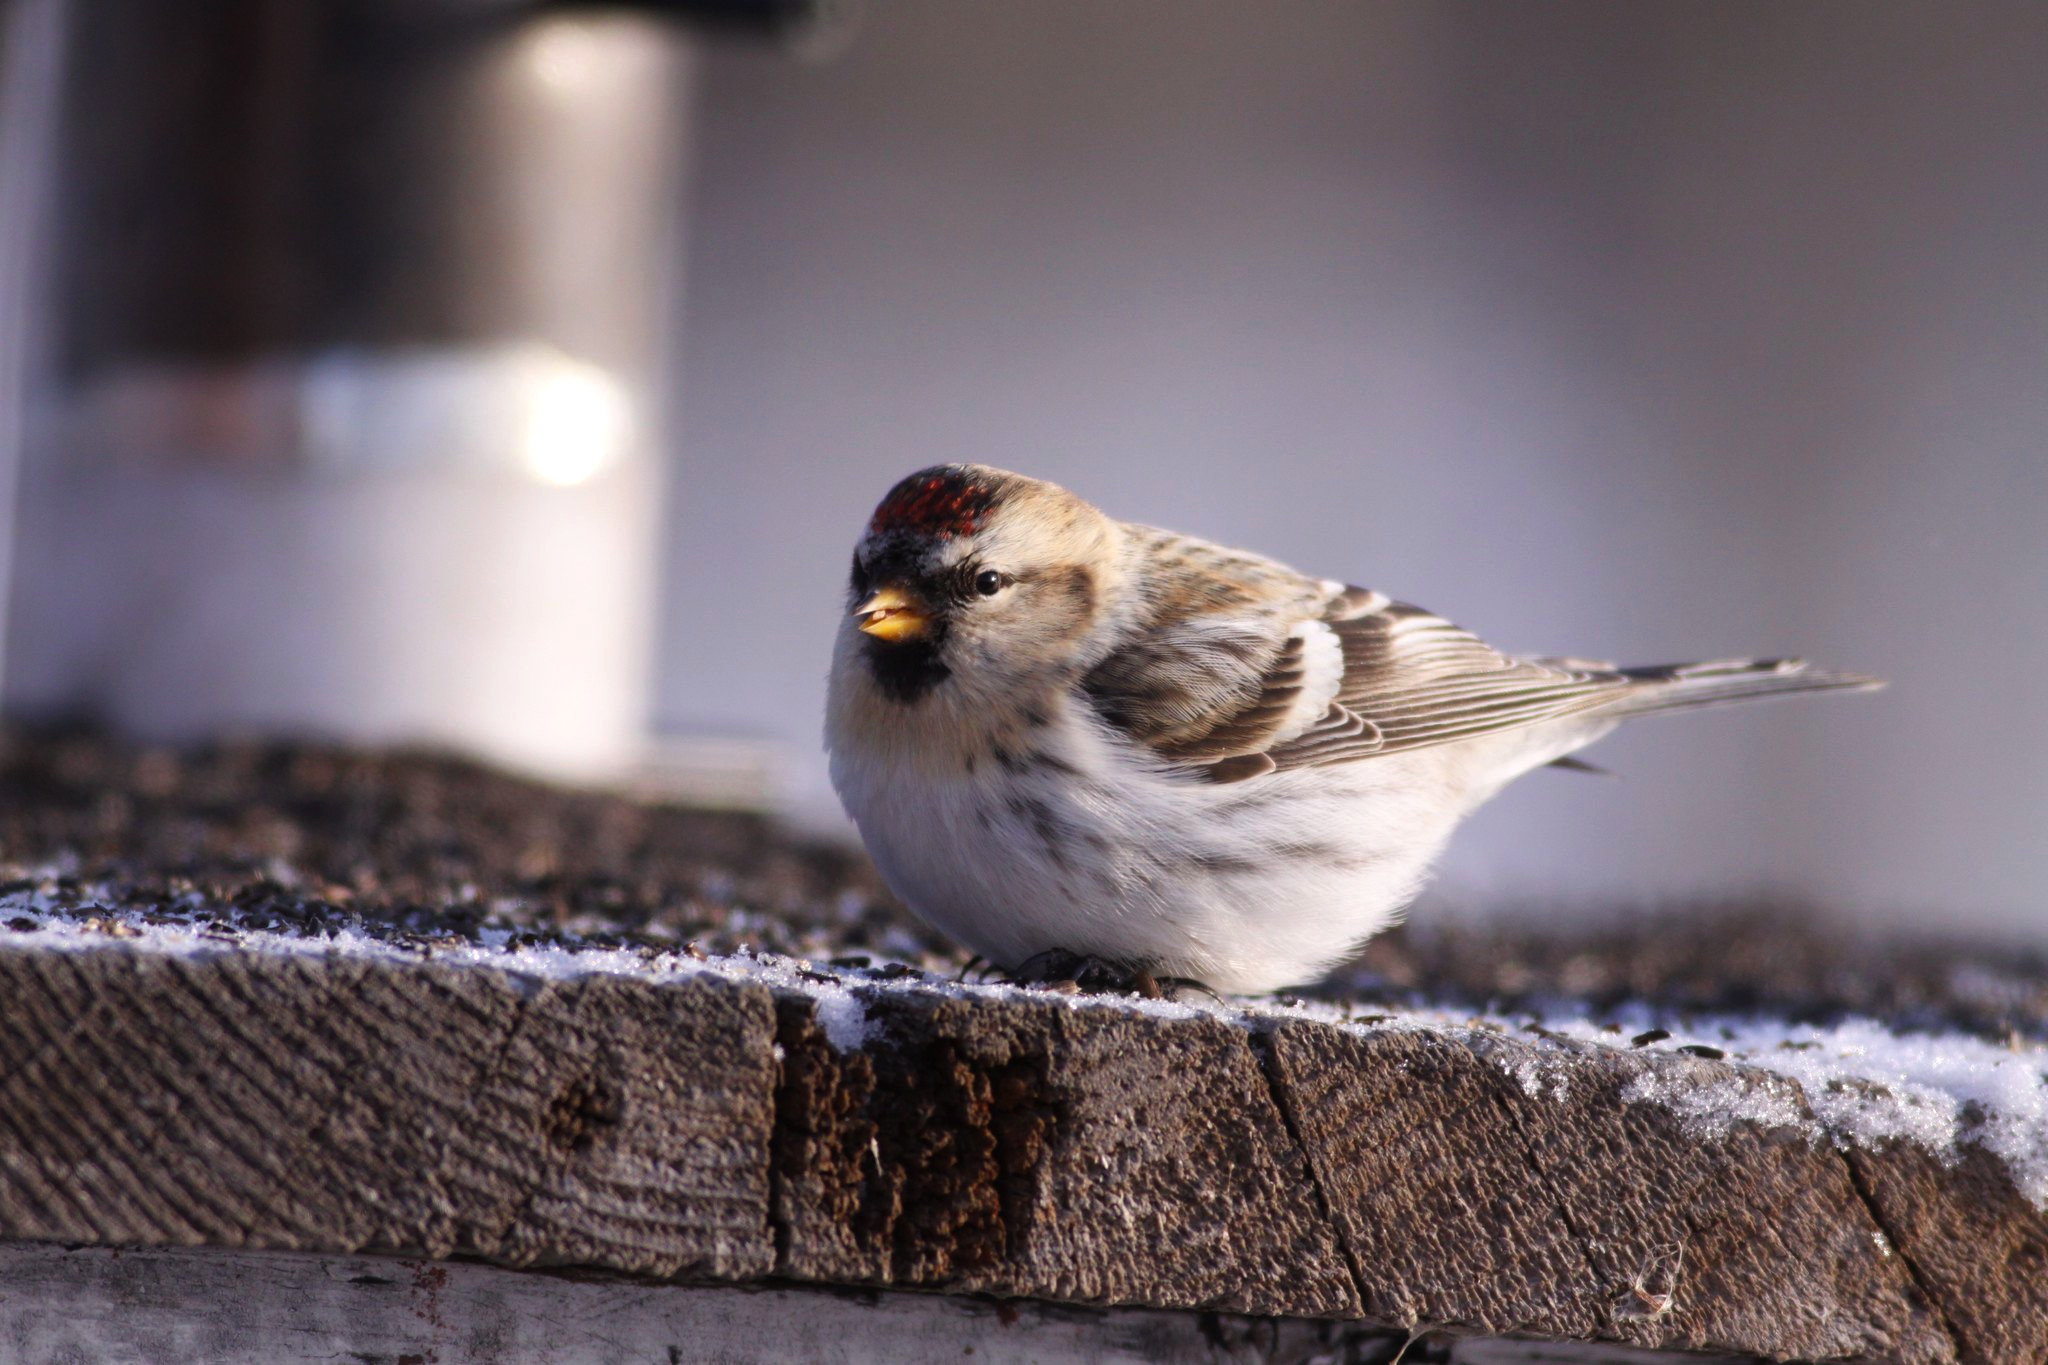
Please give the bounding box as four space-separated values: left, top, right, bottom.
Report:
828 678 1462 993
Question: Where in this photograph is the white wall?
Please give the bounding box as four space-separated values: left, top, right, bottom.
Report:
660 1 2048 938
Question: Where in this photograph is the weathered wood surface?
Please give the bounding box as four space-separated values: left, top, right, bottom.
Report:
1843 1141 2048 1365
2 940 2042 1363
0 950 773 1280
771 989 1356 1313
0 1241 1768 1365
1262 1022 1959 1362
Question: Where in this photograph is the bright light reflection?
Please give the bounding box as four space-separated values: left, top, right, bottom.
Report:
526 22 606 95
520 359 632 487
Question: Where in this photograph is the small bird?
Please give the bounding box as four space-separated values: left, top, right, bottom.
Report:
826 465 1880 994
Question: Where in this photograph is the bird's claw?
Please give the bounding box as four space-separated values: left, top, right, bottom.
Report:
1008 949 1214 1001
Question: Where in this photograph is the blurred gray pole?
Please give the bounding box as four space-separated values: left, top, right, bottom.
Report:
0 0 68 717
9 1 696 776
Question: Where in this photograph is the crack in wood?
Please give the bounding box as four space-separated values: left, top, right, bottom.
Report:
1838 1147 1965 1365
1245 1026 1373 1320
1493 1084 1612 1340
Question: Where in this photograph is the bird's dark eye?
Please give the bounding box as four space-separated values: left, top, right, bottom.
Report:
851 554 871 594
974 569 1006 597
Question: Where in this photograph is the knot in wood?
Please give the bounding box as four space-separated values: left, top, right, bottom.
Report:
545 1074 622 1153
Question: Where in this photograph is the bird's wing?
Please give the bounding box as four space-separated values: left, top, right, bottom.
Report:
1078 528 1339 760
1282 593 1883 771
1084 574 1643 782
1260 590 1639 774
1083 550 1879 783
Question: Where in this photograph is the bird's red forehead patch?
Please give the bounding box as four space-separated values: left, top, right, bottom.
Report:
869 468 998 540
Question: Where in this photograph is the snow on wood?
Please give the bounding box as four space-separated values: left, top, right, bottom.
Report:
6 891 2045 1214
3 895 2045 1362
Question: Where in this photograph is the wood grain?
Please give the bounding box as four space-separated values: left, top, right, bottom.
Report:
2 939 2043 1362
771 987 1359 1314
1260 1020 1956 1363
0 949 776 1278
0 1242 1392 1365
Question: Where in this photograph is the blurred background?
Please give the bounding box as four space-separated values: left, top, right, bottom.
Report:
1 0 2042 944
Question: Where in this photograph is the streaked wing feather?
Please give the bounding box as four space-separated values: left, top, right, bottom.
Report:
1268 599 1636 771
1159 633 1309 761
1087 568 1874 782
1080 527 1340 768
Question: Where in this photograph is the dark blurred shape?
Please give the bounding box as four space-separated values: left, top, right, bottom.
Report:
0 723 896 959
543 0 851 43
58 0 680 385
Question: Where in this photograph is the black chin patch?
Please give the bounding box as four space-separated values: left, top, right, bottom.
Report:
865 632 951 704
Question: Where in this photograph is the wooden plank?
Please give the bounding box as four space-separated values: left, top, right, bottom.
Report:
771 987 1360 1315
1257 1021 1956 1364
3 935 2043 1361
1845 1140 2048 1364
0 948 777 1278
0 1241 1775 1365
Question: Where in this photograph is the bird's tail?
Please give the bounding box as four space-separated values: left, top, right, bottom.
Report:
1605 657 1884 718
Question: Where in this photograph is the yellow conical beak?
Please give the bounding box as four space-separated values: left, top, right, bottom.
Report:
854 585 932 642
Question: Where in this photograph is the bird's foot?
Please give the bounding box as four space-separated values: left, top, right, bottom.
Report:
1008 949 1214 1002
1010 947 1151 996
